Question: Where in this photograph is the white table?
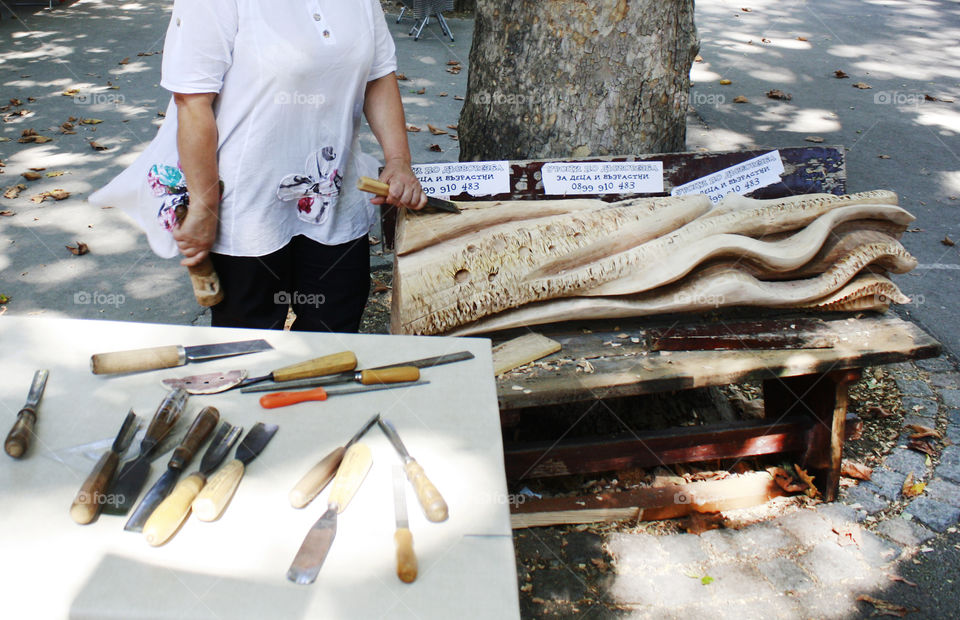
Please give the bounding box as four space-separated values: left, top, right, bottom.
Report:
0 316 519 619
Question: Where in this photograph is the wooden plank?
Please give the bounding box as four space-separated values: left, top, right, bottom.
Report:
510 472 784 528
492 333 562 376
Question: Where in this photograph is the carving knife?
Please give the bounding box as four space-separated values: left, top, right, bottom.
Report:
102 388 188 515
357 176 461 214
393 465 417 583
123 406 220 532
258 380 429 409
378 418 448 522
192 422 279 521
241 350 474 393
4 369 49 459
161 350 359 394
289 413 380 508
287 442 373 585
70 410 140 524
90 339 273 375
143 421 242 546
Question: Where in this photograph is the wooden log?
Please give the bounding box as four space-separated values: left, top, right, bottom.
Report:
492 333 561 376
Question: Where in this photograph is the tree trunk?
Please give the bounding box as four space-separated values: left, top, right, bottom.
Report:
459 0 699 161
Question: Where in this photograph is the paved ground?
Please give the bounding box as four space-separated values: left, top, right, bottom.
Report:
2 1 960 619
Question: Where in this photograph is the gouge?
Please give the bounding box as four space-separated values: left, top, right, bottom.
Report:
70 410 140 524
357 176 461 214
289 413 380 508
5 369 49 459
258 379 428 409
379 418 448 522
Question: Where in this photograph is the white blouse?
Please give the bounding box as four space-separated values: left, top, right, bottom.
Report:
94 0 397 258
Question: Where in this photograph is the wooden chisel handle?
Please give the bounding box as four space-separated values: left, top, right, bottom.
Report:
5 411 36 459
395 528 418 583
91 345 185 375
259 387 330 409
187 257 224 307
359 366 419 385
272 351 358 382
328 443 373 514
192 459 244 521
405 460 448 522
357 176 391 197
289 446 345 508
70 450 119 524
143 472 205 546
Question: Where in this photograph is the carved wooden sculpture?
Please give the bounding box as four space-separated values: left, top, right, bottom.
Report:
391 191 916 336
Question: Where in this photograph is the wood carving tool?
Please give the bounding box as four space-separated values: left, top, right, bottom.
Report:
161 350 358 394
241 366 418 394
191 422 279 521
357 176 461 214
91 339 273 375
175 201 224 308
102 388 188 515
123 406 220 532
392 465 417 583
4 369 49 459
287 442 373 585
142 421 242 546
258 380 429 409
241 350 474 392
378 418 448 522
289 413 380 508
70 410 140 524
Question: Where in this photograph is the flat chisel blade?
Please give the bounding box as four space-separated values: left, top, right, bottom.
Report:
123 468 179 531
287 507 338 585
185 339 272 362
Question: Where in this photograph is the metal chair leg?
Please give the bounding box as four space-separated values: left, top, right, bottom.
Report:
412 16 428 41
396 7 406 24
436 12 454 42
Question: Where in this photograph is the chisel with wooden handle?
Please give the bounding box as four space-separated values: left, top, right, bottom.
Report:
258 379 428 409
5 369 49 459
357 176 461 214
392 465 417 583
378 418 448 522
287 442 373 585
175 202 224 307
70 410 140 524
289 413 380 508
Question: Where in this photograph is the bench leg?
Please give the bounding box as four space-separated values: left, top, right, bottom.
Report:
762 369 861 502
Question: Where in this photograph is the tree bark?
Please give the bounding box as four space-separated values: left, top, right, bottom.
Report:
458 0 699 161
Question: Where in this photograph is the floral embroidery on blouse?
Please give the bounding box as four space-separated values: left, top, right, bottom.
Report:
148 163 189 232
277 146 343 224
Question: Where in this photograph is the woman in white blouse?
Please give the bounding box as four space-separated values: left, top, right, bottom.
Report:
163 0 425 331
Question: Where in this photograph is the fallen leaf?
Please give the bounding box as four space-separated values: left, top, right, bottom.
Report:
26 97 36 103
60 121 75 134
700 576 714 585
741 7 751 12
438 92 448 97
942 235 955 246
888 574 918 587
396 73 408 80
906 423 941 439
878 154 891 159
856 595 910 617
30 189 70 203
834 69 849 78
416 88 426 95
907 439 938 457
454 95 464 101
66 241 89 255
901 472 926 498
446 124 458 130
446 66 461 74
0 210 14 216
61 89 80 97
766 89 792 100
852 82 872 89
447 60 460 66
406 124 421 132
89 140 109 151
865 405 894 419
428 144 443 152
118 57 130 65
719 78 732 85
21 171 42 181
841 460 873 481
0 294 9 303
372 279 391 294
938 95 955 103
694 54 703 62
733 95 749 103
80 118 103 125
450 134 459 141
590 557 609 572
3 184 27 199
793 464 819 498
679 512 724 535
797 36 808 41
924 94 938 102
45 171 66 178
805 136 824 143
427 123 447 135
761 37 771 43
770 466 806 493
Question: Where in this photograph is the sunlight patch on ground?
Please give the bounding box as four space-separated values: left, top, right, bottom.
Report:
781 108 843 134
914 107 960 136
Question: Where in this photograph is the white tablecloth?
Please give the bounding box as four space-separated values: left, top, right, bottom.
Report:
0 316 519 619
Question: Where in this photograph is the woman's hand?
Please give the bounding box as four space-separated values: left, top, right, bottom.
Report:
172 91 220 267
172 201 219 266
375 158 427 210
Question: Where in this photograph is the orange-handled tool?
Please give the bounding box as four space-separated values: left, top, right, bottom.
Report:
259 379 429 409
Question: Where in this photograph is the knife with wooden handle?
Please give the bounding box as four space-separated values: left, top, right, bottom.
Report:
91 339 272 375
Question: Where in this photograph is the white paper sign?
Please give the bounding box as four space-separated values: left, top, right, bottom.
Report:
411 161 510 197
541 161 664 195
670 151 785 204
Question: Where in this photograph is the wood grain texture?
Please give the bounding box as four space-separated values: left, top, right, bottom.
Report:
492 333 561 375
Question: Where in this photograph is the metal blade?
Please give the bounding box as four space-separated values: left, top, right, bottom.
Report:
23 369 49 410
426 195 461 213
392 465 409 529
286 506 338 585
102 457 151 514
199 423 243 475
235 422 279 465
123 467 180 531
324 380 429 398
344 414 381 451
378 418 412 461
184 339 273 363
161 370 248 395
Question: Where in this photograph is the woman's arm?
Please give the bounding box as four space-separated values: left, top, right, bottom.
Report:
172 92 221 267
363 72 426 210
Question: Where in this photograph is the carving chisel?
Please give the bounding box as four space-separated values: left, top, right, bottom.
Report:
379 418 448 522
192 422 279 521
123 406 220 532
90 338 273 375
5 369 49 459
70 410 140 524
143 421 242 546
287 442 373 585
242 351 474 392
393 465 417 583
258 380 429 409
289 413 380 508
357 176 461 214
103 388 188 515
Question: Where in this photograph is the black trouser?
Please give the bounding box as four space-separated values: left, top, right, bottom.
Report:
209 234 370 333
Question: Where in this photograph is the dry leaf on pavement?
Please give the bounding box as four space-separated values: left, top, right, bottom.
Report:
406 124 421 132
834 69 849 78
89 140 109 151
30 189 70 203
766 89 792 100
888 574 918 587
906 423 941 439
80 118 103 125
427 124 447 135
907 439 937 457
943 235 955 246
805 136 824 143
733 95 749 103
679 512 724 535
428 144 443 152
66 241 89 256
21 171 42 181
841 460 873 481
901 472 926 498
852 82 872 89
4 184 26 199
794 465 819 498
856 594 910 617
